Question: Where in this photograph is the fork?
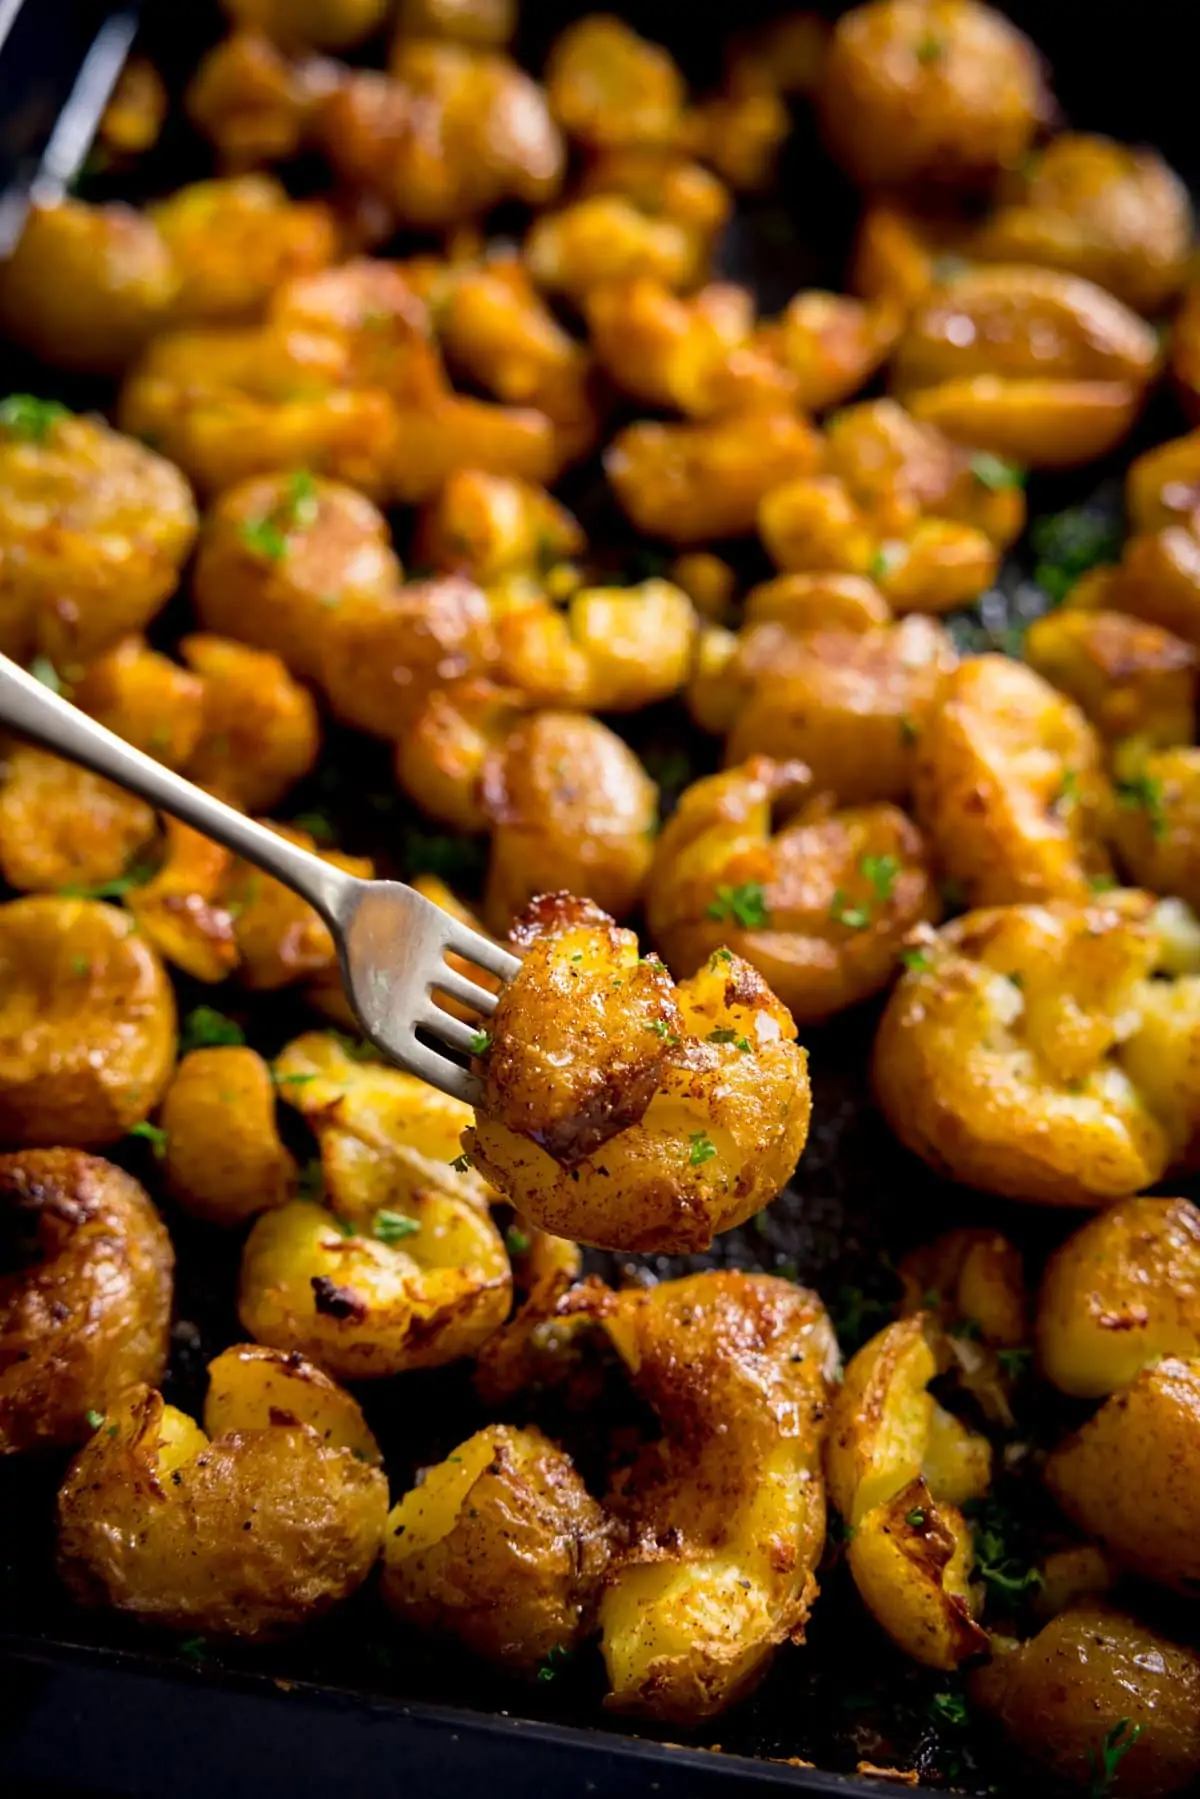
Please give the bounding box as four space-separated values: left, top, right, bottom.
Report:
0 653 520 1106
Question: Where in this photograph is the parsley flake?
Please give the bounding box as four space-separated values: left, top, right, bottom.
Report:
128 1120 168 1158
505 1224 531 1256
180 1006 245 1054
930 1691 968 1729
0 394 68 441
708 1028 752 1052
688 1130 717 1166
706 882 770 928
536 1645 573 1683
1117 774 1168 840
85 1409 105 1431
969 452 1025 491
469 1029 492 1056
905 1507 926 1528
901 947 931 972
1089 1718 1143 1798
240 516 289 561
861 853 900 901
830 888 871 930
30 655 62 693
374 1210 421 1246
449 1152 472 1173
59 860 158 901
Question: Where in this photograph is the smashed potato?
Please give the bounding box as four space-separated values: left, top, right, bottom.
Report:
1109 746 1200 909
417 468 583 585
1023 608 1196 748
162 1047 296 1225
1045 1356 1200 1593
1036 1196 1200 1398
546 16 684 151
0 1150 172 1455
607 410 822 544
598 1272 837 1720
185 28 322 169
0 898 176 1148
913 655 1113 905
383 1424 610 1672
491 577 696 713
73 636 207 770
525 195 709 303
971 1605 1200 1798
872 895 1176 1206
222 825 373 991
0 745 155 896
466 895 812 1252
150 175 336 326
179 633 320 811
124 819 239 984
57 1346 387 1637
226 0 390 50
646 757 939 1023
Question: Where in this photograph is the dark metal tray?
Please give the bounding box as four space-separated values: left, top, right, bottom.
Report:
2 2 1198 1794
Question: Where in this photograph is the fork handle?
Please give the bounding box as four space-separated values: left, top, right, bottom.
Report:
0 653 353 922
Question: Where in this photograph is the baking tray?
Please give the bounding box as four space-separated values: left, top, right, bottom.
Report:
2 2 1199 1795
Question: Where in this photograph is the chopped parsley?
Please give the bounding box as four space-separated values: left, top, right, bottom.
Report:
59 860 157 901
900 715 919 747
536 1645 573 1683
1117 774 1168 840
1056 767 1080 810
930 1691 968 1729
706 882 770 928
708 1028 751 1052
449 1152 472 1173
239 516 289 561
180 1006 245 1055
969 452 1025 491
29 655 62 693
505 1224 531 1256
861 853 900 901
901 947 931 972
905 1507 926 1528
830 888 870 930
688 1130 717 1166
964 1495 1042 1607
374 1210 421 1246
997 1346 1033 1378
0 394 68 441
1031 506 1123 605
69 954 91 977
710 946 734 965
1089 872 1117 893
177 1636 209 1663
286 468 319 529
1089 1718 1143 1798
646 1018 679 1044
914 30 944 61
468 1029 492 1056
85 1409 105 1431
128 1120 168 1158
291 811 337 846
275 1071 317 1089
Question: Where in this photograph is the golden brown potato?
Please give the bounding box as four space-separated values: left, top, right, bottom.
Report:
851 200 975 313
162 1047 296 1225
0 897 176 1148
179 634 320 812
912 374 1147 471
670 552 737 621
913 655 1113 905
491 578 696 713
607 410 822 544
1110 746 1200 909
395 677 527 832
1024 609 1196 748
820 0 1048 190
598 1271 837 1720
0 200 178 373
577 145 730 240
525 196 712 303
780 290 902 413
1173 278 1200 422
467 896 812 1252
0 1150 172 1455
872 895 1177 1207
973 1605 1200 1796
99 57 168 158
192 471 402 686
1045 1357 1200 1592
150 175 336 326
646 757 939 1023
185 29 322 169
390 393 561 505
268 256 443 398
417 469 583 585
480 712 657 933
847 1478 985 1670
1036 1197 1200 1399
223 825 373 991
57 1346 387 1638
382 1424 610 1672
124 819 239 984
722 616 958 804
396 0 514 44
689 79 790 194
0 404 197 667
320 575 497 740
1126 430 1200 538
73 636 207 770
0 744 156 896
1099 527 1200 650
546 15 685 150
586 278 794 419
226 0 389 49
899 1228 1027 1350
972 134 1193 314
743 572 892 633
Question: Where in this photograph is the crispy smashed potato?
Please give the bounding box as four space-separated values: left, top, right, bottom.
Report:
223 825 372 990
972 133 1194 314
598 1272 837 1720
525 195 711 302
646 757 939 1022
872 895 1181 1206
73 636 207 769
383 1424 610 1672
900 1229 1028 1351
0 898 176 1148
185 29 324 169
479 712 658 932
417 469 583 585
1109 746 1200 909
586 278 796 419
0 745 155 896
397 0 515 44
913 655 1113 905
1045 1356 1200 1592
848 1478 985 1670
179 634 320 811
396 676 527 832
467 895 812 1252
546 15 684 150
0 200 178 373
820 0 1048 190
1036 1197 1200 1398
607 410 823 544
0 404 197 667
781 290 902 413
1024 608 1196 748
0 1150 172 1455
226 0 390 49
100 57 168 158
149 175 336 325
162 1047 296 1225
57 1345 387 1637
971 1605 1200 1797
124 819 239 984
491 577 696 713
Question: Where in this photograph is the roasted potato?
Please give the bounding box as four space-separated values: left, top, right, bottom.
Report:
150 175 336 326
971 1605 1200 1797
1023 608 1196 748
124 819 239 984
847 1477 986 1669
179 634 320 811
185 28 322 169
646 757 939 1023
1045 1356 1200 1592
971 133 1194 314
586 278 795 419
222 825 373 991
0 897 176 1148
467 895 812 1252
73 636 208 770
899 1228 1027 1350
57 1345 387 1637
225 0 390 49
162 1047 296 1225
491 578 696 714
1110 746 1200 909
0 744 156 896
99 57 168 158
382 1424 610 1672
598 1271 838 1720
0 402 197 667
546 15 685 150
396 676 528 832
0 200 178 373
0 1150 172 1455
780 290 902 414
820 0 1048 190
872 895 1176 1206
416 468 583 585
1126 429 1200 538
913 655 1113 905
1036 1196 1200 1398
576 145 729 248
396 0 514 44
525 195 709 303
479 712 658 932
607 410 822 544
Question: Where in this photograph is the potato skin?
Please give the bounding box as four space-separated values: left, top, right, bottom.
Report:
1024 609 1196 749
1037 1197 1200 1399
1045 1357 1200 1593
0 745 156 896
820 0 1047 190
971 1605 1200 1797
149 175 336 326
0 898 177 1148
162 1047 296 1226
606 411 822 545
0 1150 172 1454
57 1355 387 1638
847 1479 986 1670
179 633 320 811
382 1423 610 1671
598 1272 838 1721
872 897 1171 1206
1110 746 1200 910
469 898 812 1253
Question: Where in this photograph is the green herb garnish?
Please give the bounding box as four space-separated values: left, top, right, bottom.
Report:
0 394 68 441
688 1130 717 1166
970 452 1025 491
706 882 770 928
128 1120 168 1158
374 1210 421 1246
469 1029 492 1056
505 1224 531 1256
1089 1718 1143 1798
830 888 870 930
180 1006 245 1055
861 853 900 901
708 1028 752 1051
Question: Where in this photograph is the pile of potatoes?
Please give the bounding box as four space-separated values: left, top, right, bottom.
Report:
10 0 1200 1789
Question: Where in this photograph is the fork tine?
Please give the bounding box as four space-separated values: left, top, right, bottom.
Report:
420 1005 484 1059
396 1032 483 1108
434 965 501 1017
441 917 521 983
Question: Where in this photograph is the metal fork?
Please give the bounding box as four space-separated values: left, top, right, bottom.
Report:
0 654 520 1106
